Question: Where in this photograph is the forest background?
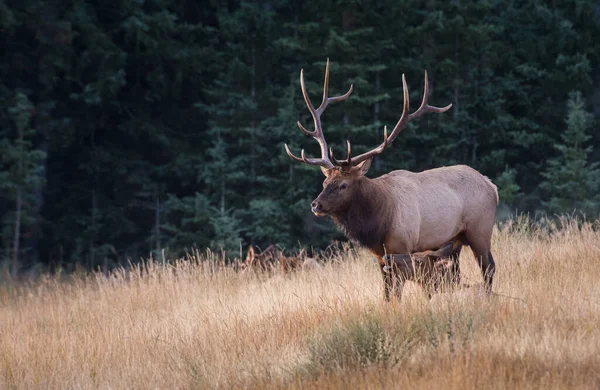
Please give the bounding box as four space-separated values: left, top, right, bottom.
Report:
1 0 599 275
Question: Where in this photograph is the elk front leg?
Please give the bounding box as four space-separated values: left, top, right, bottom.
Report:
380 264 403 301
392 273 403 300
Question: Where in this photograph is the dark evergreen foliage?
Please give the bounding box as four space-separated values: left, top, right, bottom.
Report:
540 91 599 216
1 0 599 271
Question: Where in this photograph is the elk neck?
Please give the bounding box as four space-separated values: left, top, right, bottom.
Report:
330 177 391 251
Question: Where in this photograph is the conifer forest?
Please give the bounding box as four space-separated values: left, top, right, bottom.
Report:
1 0 599 274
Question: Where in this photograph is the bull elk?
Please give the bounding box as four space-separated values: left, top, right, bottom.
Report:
284 59 498 301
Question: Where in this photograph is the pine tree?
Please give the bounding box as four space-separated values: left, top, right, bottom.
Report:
495 166 520 207
0 92 46 276
540 91 599 217
209 206 244 258
162 192 213 254
1 0 599 270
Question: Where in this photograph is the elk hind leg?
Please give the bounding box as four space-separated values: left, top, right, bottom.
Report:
464 231 495 293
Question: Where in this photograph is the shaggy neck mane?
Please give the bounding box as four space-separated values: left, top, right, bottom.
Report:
330 178 391 251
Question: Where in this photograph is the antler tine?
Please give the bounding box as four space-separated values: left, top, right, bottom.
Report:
285 59 354 170
324 85 354 107
297 121 313 137
300 149 309 164
285 64 450 171
329 140 352 167
284 143 305 162
284 143 334 167
386 71 451 145
299 68 317 121
386 74 410 145
409 70 453 120
336 70 450 170
337 126 388 169
316 58 354 115
320 58 330 112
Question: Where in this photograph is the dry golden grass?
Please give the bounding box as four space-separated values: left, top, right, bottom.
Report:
1 217 600 389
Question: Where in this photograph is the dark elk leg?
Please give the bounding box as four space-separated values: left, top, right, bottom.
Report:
470 248 495 293
380 264 393 301
465 231 495 293
379 263 403 301
450 246 462 286
445 235 467 286
481 250 496 292
392 273 403 300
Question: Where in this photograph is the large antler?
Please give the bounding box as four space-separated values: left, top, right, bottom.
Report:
330 71 452 170
284 58 353 169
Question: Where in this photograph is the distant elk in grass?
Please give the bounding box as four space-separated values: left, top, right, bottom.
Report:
240 244 284 273
241 244 321 274
283 59 498 301
383 235 465 299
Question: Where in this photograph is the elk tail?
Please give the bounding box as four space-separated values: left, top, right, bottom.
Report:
484 175 499 205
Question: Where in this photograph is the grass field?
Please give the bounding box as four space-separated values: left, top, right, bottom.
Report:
1 217 599 389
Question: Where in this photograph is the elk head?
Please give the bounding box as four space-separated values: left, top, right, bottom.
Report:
240 245 257 271
284 59 452 218
241 244 284 272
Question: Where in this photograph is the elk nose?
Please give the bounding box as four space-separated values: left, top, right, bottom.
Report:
311 201 322 212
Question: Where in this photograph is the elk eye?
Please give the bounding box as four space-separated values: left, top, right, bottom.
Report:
339 183 348 190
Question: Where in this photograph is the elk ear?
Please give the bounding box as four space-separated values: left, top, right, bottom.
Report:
320 166 333 177
353 159 372 176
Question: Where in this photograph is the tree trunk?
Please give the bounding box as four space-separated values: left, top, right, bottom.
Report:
220 181 225 213
454 35 460 121
472 141 478 165
251 39 257 187
12 107 25 278
90 189 96 270
374 72 381 122
28 102 51 265
454 0 460 121
11 188 22 279
374 71 381 170
154 186 161 254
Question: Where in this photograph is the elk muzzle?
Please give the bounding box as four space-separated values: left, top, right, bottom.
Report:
311 199 326 216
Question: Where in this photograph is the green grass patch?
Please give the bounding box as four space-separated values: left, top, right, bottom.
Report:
300 307 483 377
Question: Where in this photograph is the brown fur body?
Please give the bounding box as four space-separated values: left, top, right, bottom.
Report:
242 245 320 274
278 255 303 273
315 163 498 300
278 255 322 273
241 244 284 272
